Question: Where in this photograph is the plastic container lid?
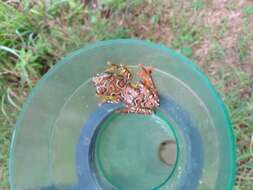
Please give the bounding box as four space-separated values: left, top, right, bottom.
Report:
9 39 236 190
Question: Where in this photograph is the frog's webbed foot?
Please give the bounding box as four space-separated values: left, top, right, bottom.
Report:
117 107 154 115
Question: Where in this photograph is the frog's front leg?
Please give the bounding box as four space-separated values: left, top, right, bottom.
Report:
117 107 153 115
97 95 121 105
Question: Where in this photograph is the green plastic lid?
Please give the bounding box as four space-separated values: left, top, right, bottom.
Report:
9 39 236 190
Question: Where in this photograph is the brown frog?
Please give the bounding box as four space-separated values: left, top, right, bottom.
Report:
91 62 160 114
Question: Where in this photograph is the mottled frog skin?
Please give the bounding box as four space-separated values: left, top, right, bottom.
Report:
91 61 132 103
119 64 159 114
91 62 159 114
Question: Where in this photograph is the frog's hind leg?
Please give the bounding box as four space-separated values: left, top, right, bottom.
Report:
117 107 153 115
136 108 154 115
116 107 131 114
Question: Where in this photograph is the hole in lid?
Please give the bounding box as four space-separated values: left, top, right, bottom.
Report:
159 140 177 166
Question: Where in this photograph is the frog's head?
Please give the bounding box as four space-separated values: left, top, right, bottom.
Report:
91 75 108 96
106 61 132 80
91 74 103 86
91 73 110 89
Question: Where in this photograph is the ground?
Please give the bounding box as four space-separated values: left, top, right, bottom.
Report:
0 0 252 189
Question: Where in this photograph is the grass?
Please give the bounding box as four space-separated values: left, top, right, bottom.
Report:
244 5 253 16
0 0 253 190
209 40 225 60
192 0 205 10
171 16 201 57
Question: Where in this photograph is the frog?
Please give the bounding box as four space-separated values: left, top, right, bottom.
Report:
91 61 132 103
91 62 160 114
118 64 160 114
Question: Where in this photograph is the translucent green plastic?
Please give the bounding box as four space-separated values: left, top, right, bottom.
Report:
9 39 236 190
95 112 179 190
